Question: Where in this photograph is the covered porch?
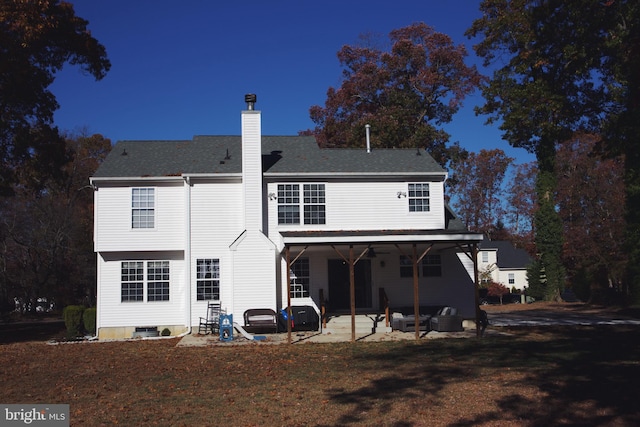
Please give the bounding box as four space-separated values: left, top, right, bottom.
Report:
280 229 484 343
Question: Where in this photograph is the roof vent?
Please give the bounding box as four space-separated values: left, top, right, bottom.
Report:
245 93 257 110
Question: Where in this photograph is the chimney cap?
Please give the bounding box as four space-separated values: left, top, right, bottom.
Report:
245 94 257 110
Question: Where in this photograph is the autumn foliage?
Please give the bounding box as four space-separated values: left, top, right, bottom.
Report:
309 23 483 167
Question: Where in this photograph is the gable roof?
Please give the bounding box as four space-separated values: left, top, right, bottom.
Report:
480 238 532 269
93 135 446 178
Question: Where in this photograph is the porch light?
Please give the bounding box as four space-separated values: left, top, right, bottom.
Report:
397 191 407 198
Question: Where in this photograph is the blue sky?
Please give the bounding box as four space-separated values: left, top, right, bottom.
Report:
51 0 535 165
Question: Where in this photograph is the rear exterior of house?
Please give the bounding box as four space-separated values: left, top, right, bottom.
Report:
91 95 483 339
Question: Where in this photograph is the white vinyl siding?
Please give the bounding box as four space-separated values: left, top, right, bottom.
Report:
94 184 184 252
268 180 445 233
97 253 185 329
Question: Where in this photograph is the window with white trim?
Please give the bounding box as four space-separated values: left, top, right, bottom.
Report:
508 273 515 285
132 188 155 228
408 183 429 212
399 256 414 278
277 184 300 224
147 261 170 301
482 251 489 263
121 261 144 302
121 261 170 302
422 254 442 277
303 184 326 224
277 183 326 225
196 259 220 301
289 258 310 298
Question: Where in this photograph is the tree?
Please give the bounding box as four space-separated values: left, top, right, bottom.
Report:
448 149 513 235
0 133 111 314
555 133 627 303
308 23 483 167
505 162 537 252
466 0 623 301
0 0 110 193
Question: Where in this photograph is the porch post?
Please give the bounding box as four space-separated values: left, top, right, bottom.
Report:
412 243 420 340
286 246 292 344
349 245 356 343
473 243 481 338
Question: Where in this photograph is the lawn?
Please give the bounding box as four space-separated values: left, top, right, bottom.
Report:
1 322 639 426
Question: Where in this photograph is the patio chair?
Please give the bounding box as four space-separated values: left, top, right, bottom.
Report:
430 306 464 332
198 302 222 334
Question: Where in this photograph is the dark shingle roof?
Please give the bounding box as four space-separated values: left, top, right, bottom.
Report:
93 135 446 178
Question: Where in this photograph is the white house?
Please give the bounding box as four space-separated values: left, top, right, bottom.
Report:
478 237 532 291
90 94 483 339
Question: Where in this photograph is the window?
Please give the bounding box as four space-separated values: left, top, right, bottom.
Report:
277 183 326 225
289 258 310 298
121 261 170 302
408 183 429 212
399 256 414 278
303 184 326 224
422 254 442 277
121 262 144 302
482 251 489 263
508 273 515 285
147 261 170 301
132 188 155 228
196 259 220 301
277 184 300 224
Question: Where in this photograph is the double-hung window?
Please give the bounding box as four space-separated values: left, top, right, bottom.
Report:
303 184 325 224
147 261 170 301
132 188 155 228
121 261 170 302
289 258 310 298
408 183 429 212
196 259 220 301
121 262 144 302
277 183 326 225
399 254 442 277
508 273 515 285
422 254 442 277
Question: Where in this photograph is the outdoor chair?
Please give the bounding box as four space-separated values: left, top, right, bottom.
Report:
243 308 278 333
430 306 464 332
198 302 222 334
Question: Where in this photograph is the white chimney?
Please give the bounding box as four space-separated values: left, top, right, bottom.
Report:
241 94 262 232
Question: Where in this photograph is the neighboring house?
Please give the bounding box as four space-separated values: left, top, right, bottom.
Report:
478 237 532 291
90 95 483 339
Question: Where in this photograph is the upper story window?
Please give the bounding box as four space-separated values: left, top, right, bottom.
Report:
277 183 326 225
408 183 429 212
132 188 155 228
482 251 489 263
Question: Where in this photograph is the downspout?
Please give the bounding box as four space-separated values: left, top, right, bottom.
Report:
365 124 371 153
184 176 192 334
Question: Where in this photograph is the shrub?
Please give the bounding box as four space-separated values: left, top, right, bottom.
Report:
63 305 85 338
83 308 97 334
